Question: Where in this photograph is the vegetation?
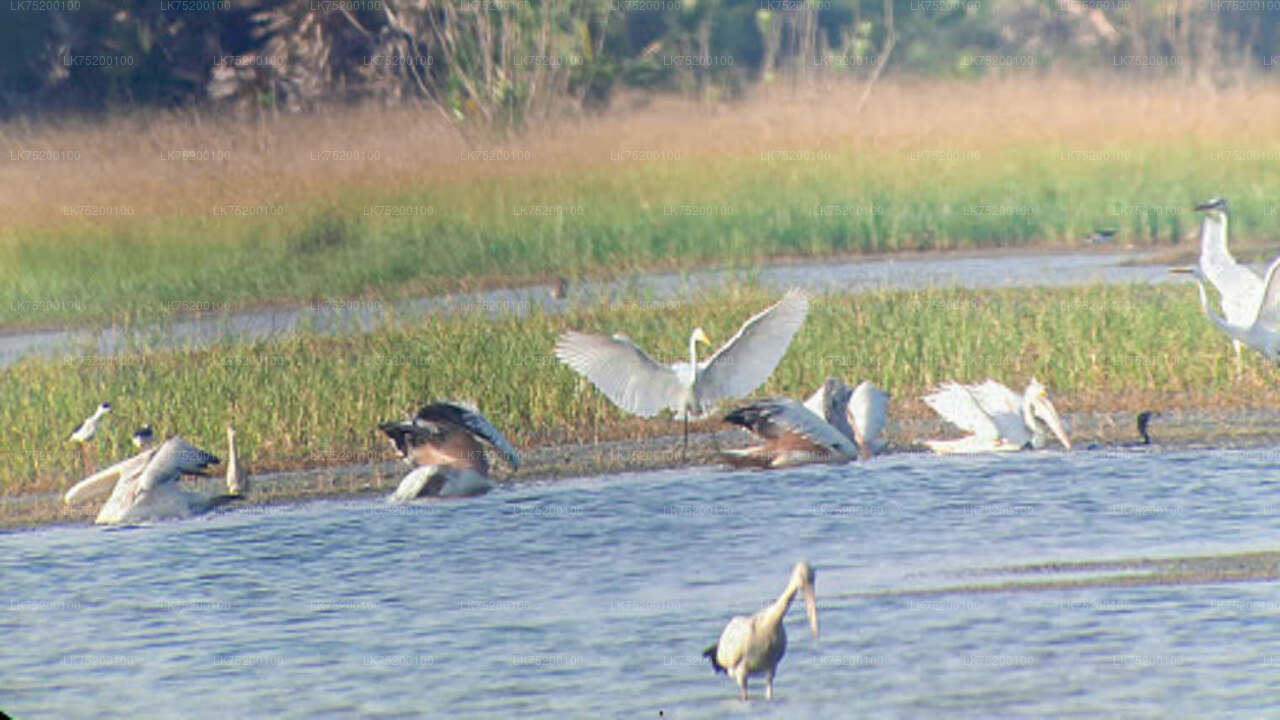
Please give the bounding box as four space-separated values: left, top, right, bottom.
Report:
5 79 1280 329
2 283 1273 496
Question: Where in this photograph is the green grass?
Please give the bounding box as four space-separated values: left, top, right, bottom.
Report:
1 283 1269 495
5 139 1280 329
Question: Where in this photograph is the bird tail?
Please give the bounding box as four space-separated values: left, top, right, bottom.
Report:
703 643 726 674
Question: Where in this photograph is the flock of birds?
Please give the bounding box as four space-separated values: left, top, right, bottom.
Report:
52 196 1263 701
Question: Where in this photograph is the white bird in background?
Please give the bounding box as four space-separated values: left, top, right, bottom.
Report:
63 435 244 525
131 425 153 449
69 402 112 443
704 560 819 702
1195 196 1264 366
720 377 889 468
922 378 1071 454
379 402 520 501
1172 260 1280 364
554 289 809 456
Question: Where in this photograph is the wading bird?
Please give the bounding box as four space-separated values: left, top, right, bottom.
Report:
554 290 809 457
63 435 244 525
720 378 889 468
69 402 112 470
1131 411 1157 446
704 560 819 702
1195 197 1264 366
1172 260 1280 364
131 425 153 449
922 378 1071 454
225 426 248 495
379 402 520 501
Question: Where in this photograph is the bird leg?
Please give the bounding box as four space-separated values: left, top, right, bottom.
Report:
682 413 689 462
737 674 749 701
765 670 774 700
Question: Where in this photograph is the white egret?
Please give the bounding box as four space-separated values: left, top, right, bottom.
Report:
554 289 809 455
922 378 1071 454
63 435 243 525
379 402 520 501
1172 260 1280 364
704 560 818 702
1195 196 1264 365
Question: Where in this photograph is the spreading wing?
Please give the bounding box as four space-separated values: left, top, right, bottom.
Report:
967 380 1031 446
423 402 521 470
63 450 153 505
136 437 220 493
849 381 889 453
1199 215 1263 325
697 290 810 407
724 398 857 457
1251 254 1280 330
802 378 856 443
554 331 685 417
922 383 1002 440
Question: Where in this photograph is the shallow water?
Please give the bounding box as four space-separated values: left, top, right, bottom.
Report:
0 250 1172 368
6 446 1280 717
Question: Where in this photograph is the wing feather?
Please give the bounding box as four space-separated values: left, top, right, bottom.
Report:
554 331 685 417
1200 214 1263 325
697 290 809 408
63 451 153 505
849 381 889 455
966 380 1030 446
724 398 857 457
437 403 521 470
137 437 220 493
922 383 1002 440
1251 254 1280 330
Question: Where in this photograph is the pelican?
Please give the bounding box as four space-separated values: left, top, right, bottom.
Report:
63 435 244 525
704 560 818 701
1195 196 1264 365
844 380 890 459
922 378 1071 454
69 402 111 443
379 402 520 501
554 289 809 456
1171 260 1280 364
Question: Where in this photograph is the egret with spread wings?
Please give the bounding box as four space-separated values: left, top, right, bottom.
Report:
704 560 818 702
922 378 1071 454
554 289 809 456
379 402 520 500
1195 196 1263 366
1172 257 1280 364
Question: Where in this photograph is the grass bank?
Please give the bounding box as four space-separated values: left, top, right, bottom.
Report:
5 77 1280 328
1 282 1274 496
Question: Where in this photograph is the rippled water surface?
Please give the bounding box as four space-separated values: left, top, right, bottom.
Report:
6 447 1280 718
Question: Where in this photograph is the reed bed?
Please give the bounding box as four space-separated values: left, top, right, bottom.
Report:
5 76 1280 328
1 283 1272 496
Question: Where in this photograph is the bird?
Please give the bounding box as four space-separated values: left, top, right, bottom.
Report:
1083 228 1117 245
1132 411 1157 446
720 377 888 468
703 560 819 702
379 402 520 501
1171 259 1280 364
63 435 244 525
922 378 1072 454
1194 196 1264 368
131 425 153 449
549 276 570 300
69 402 112 443
225 425 248 495
554 289 809 457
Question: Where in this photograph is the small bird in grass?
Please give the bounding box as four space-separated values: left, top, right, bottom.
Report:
132 425 154 449
704 560 819 701
70 403 112 443
1083 229 1117 245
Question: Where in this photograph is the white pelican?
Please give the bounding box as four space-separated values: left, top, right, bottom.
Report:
1172 260 1280 364
554 289 809 455
922 378 1071 454
843 380 890 459
1195 196 1264 364
69 402 112 443
379 402 520 501
704 560 818 701
63 435 244 524
720 382 858 469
